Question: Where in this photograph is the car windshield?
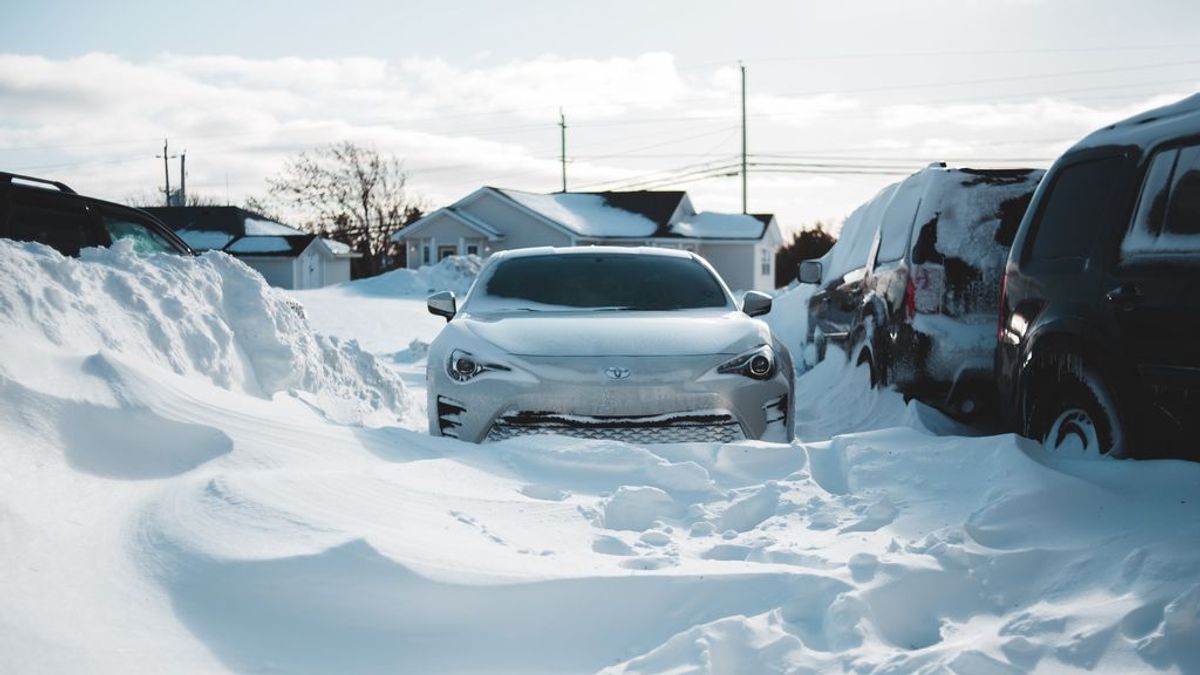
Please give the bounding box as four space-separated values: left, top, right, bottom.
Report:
467 253 732 312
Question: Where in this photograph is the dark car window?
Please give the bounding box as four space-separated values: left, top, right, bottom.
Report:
1027 155 1127 261
100 207 180 255
6 188 98 256
1165 146 1200 238
474 254 731 311
1123 149 1179 257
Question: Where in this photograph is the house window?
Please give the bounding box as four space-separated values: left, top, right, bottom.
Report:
466 244 479 256
437 244 457 260
760 248 772 276
422 243 431 264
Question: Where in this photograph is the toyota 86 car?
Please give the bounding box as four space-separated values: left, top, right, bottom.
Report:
425 247 793 444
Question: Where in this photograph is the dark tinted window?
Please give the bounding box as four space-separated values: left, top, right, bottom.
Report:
6 189 97 256
1028 156 1127 261
100 207 181 254
1165 146 1200 236
477 254 730 311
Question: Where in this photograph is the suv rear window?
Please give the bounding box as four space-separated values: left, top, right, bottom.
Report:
1027 155 1128 261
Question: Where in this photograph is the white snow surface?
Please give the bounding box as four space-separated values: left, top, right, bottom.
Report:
500 189 659 238
243 217 304 236
672 212 764 239
3 244 1200 673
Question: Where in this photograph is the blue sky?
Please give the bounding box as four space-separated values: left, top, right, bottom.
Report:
1 0 1198 229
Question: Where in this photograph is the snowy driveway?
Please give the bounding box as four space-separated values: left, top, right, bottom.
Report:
1 246 1197 674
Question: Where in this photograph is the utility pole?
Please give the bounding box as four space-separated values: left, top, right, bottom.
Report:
179 152 187 207
740 62 748 214
155 139 178 206
559 108 568 193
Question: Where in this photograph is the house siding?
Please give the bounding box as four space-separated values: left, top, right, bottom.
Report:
241 257 298 289
460 194 573 250
697 243 755 292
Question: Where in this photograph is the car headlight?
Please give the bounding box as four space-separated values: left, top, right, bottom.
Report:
716 345 776 380
447 349 511 383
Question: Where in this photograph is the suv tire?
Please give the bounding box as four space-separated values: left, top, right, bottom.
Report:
1025 365 1126 458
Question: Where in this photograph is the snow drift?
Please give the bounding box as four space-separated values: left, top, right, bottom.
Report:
0 239 415 425
2 240 1200 674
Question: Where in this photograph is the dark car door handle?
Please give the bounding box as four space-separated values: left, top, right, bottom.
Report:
1105 284 1141 310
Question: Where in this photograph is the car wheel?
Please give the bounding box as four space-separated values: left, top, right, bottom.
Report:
1026 366 1126 458
856 345 882 389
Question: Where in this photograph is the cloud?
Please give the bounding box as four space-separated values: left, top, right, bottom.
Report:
0 51 1188 229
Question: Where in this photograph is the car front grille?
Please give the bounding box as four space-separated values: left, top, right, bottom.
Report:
436 396 466 439
484 409 746 444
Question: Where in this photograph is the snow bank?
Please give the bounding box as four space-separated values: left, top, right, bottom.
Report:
0 239 414 426
339 254 482 298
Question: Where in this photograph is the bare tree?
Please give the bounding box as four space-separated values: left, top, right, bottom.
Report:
263 141 424 277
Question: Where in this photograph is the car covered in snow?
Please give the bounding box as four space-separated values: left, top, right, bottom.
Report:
997 94 1200 458
425 247 793 443
0 172 194 256
799 164 1042 417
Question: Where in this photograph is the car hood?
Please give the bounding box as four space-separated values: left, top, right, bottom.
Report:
454 309 772 357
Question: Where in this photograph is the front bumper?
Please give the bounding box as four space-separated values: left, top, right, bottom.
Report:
428 352 792 444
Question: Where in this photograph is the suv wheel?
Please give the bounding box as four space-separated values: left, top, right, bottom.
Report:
856 345 883 389
1026 366 1126 458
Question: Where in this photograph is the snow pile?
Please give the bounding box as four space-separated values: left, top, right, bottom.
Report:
342 254 482 298
765 282 814 366
0 239 415 426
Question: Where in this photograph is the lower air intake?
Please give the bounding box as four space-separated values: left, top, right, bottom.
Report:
485 409 745 444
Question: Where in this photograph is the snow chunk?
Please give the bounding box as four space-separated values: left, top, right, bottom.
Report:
225 236 295 254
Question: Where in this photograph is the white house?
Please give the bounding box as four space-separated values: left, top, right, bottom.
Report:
391 188 785 291
144 206 360 290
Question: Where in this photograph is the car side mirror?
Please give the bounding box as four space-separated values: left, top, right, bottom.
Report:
741 290 772 317
427 291 457 321
797 260 823 285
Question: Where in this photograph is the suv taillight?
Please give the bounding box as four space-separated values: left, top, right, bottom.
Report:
905 275 917 320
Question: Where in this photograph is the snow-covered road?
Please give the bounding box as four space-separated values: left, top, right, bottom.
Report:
2 244 1198 673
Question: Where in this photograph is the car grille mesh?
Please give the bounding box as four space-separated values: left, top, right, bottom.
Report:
485 410 745 444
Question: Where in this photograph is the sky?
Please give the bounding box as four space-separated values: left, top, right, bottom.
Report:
1 0 1198 234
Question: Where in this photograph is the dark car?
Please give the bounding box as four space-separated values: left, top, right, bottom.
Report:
806 265 866 364
997 94 1200 458
0 172 193 257
802 164 1042 417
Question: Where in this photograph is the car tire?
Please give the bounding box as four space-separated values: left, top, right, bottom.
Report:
855 344 884 389
1025 365 1127 458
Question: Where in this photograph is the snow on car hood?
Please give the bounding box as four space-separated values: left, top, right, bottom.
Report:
456 310 772 357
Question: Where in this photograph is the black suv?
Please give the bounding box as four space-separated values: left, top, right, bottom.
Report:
997 94 1200 458
0 172 193 257
802 164 1042 417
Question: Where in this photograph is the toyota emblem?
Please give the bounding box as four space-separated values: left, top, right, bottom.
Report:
603 366 632 380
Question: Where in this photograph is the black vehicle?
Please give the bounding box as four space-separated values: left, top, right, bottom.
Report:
0 172 193 257
997 94 1200 458
802 164 1042 417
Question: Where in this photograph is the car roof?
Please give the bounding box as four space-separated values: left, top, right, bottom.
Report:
491 245 699 261
1067 93 1200 157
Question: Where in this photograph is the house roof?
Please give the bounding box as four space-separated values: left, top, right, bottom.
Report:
224 234 319 257
393 187 776 243
143 206 360 258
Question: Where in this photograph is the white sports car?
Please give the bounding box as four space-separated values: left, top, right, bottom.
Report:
426 246 793 443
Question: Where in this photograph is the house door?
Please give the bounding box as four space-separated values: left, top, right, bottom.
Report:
303 251 322 289
437 244 457 261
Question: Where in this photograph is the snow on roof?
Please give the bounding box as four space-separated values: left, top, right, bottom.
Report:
671 212 766 239
226 236 303 254
497 189 659 238
176 229 235 252
322 238 352 255
244 217 304 236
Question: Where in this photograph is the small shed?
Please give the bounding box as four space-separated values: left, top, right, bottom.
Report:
144 206 360 289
